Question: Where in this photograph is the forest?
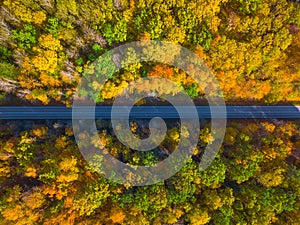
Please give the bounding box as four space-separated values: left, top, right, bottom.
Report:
0 0 300 224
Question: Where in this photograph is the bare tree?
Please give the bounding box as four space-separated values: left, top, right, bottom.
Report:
228 11 236 29
13 49 26 67
82 24 96 41
0 77 30 98
75 37 86 48
65 47 79 59
0 19 12 46
82 24 107 46
113 0 124 11
64 60 78 79
70 15 84 27
39 0 55 13
95 34 107 46
61 60 77 81
60 71 75 81
0 7 20 26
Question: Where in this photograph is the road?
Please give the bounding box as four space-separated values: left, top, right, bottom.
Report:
0 106 299 119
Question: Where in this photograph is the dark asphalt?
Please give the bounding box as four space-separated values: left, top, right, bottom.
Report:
0 106 299 119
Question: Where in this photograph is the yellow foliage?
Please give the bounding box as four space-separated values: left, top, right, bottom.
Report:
189 210 211 225
123 207 150 225
252 81 272 100
91 133 108 149
29 89 50 105
55 136 69 149
1 204 24 221
204 190 224 210
60 72 75 84
25 166 37 178
122 0 135 22
200 128 215 144
57 156 79 183
208 16 221 33
109 211 126 224
32 49 59 73
43 184 67 200
130 122 138 133
261 122 276 133
57 173 79 183
257 168 285 187
32 55 49 71
43 184 57 198
21 57 37 75
92 81 103 91
139 32 151 41
169 128 180 142
40 73 61 87
243 123 259 134
193 147 200 155
161 207 185 224
43 211 76 225
0 164 11 177
65 127 74 136
31 126 48 138
64 196 75 208
4 0 32 23
166 26 186 44
60 0 78 16
110 146 119 157
59 156 78 172
32 11 47 25
39 34 63 51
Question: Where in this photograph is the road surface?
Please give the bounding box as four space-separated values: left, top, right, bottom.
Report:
0 106 299 119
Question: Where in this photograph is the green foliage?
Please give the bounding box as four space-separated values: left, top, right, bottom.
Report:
236 0 264 14
0 62 19 80
74 178 110 216
75 57 84 66
46 17 60 38
38 158 60 183
191 26 213 50
232 183 297 224
227 139 263 183
0 47 13 61
183 83 199 98
87 53 97 61
131 151 159 166
16 133 35 166
0 92 6 102
167 161 197 204
133 8 164 40
12 25 37 50
199 158 227 187
131 185 168 220
103 19 128 45
211 206 234 225
92 43 102 52
48 200 64 215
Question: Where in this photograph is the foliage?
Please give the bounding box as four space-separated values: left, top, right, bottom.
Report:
0 0 298 104
46 17 61 38
0 118 298 224
0 0 300 224
0 62 19 80
12 24 37 50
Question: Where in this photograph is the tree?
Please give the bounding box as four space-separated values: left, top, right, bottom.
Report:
73 178 110 216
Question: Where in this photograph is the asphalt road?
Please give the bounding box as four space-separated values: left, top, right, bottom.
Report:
0 106 299 119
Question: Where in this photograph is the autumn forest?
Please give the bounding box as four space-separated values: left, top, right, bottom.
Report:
0 0 300 224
